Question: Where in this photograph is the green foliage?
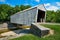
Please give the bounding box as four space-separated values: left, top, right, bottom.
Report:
55 10 60 22
0 4 31 22
11 24 60 40
46 10 60 23
20 5 31 11
0 4 60 23
20 5 26 11
25 5 31 9
0 4 12 21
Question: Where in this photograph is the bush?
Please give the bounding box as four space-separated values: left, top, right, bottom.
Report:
46 10 60 23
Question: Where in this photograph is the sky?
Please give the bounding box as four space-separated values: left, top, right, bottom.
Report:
0 0 60 11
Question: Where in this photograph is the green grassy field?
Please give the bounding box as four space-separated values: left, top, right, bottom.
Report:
10 24 60 40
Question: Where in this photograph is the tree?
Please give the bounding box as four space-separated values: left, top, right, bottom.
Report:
20 5 31 11
0 4 12 22
13 5 21 13
55 10 60 23
46 10 56 22
46 10 60 23
0 4 31 22
20 5 26 11
25 5 31 9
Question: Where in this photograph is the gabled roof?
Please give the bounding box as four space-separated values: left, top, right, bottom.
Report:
18 4 46 13
11 4 46 16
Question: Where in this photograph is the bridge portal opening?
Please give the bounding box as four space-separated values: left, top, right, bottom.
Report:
37 9 45 22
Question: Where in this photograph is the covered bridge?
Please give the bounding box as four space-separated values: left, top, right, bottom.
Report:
10 4 46 26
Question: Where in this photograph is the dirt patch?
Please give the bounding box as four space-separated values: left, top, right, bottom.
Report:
0 29 10 34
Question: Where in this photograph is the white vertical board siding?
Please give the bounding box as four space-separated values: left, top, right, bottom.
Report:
18 13 24 24
11 14 20 23
11 7 37 26
23 8 37 25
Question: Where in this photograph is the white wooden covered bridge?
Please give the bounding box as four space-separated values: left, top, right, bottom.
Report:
10 4 46 26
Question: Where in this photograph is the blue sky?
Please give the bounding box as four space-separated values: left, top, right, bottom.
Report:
0 0 60 11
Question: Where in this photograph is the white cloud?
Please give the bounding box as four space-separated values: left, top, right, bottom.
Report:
0 0 5 2
6 2 15 7
56 2 60 6
44 3 59 11
35 0 40 2
24 3 29 5
44 3 51 6
46 6 58 11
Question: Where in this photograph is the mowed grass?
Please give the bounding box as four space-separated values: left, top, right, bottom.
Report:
10 24 60 40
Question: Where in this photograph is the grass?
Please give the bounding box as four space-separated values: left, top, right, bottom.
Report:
10 24 60 40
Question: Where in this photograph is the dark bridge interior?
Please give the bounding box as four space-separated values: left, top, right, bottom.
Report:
37 9 45 22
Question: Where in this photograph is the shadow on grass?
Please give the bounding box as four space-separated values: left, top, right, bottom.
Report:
7 22 31 35
0 22 40 38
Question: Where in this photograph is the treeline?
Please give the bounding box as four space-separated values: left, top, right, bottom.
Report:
0 4 60 23
46 10 60 23
0 4 31 22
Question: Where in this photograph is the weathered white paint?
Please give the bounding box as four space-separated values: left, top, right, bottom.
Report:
11 7 37 26
10 4 46 26
37 5 46 11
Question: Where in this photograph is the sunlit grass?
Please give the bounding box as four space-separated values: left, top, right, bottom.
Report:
10 24 60 40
